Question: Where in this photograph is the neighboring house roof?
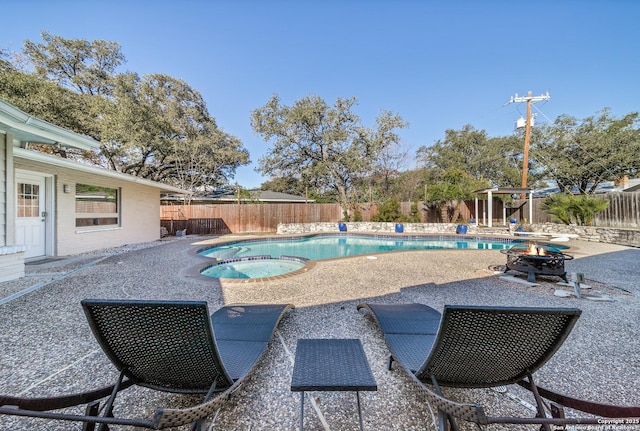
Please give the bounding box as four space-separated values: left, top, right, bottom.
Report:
246 190 314 203
162 189 314 203
532 178 640 196
0 99 99 150
14 147 189 194
622 178 640 192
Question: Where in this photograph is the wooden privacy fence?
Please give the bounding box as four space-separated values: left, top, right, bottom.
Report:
160 192 640 234
593 192 640 227
160 203 343 234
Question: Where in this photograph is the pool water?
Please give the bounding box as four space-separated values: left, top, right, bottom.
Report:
200 234 518 261
201 257 306 279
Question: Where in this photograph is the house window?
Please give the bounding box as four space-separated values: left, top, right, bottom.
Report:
75 184 120 228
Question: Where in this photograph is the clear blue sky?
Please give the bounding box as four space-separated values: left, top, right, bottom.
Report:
2 0 639 188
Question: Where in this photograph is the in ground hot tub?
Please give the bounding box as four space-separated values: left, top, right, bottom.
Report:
200 255 308 280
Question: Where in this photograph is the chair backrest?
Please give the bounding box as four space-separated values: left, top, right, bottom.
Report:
82 299 234 394
416 305 581 388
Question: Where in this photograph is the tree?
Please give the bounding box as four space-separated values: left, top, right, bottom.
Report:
23 31 124 95
0 67 96 137
251 94 408 214
425 168 488 222
260 177 307 195
348 136 414 204
532 109 640 194
99 72 249 188
416 125 525 187
392 169 426 202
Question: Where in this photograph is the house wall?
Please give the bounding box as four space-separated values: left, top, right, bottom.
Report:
0 131 6 247
1 132 26 281
0 247 26 283
14 158 161 256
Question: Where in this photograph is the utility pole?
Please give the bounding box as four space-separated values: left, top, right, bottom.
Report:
507 91 550 191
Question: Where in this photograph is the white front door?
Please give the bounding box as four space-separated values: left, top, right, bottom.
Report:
15 173 47 259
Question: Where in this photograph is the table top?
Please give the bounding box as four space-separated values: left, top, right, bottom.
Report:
291 339 377 392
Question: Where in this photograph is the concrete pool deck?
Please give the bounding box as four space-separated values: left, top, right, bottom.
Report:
0 234 638 430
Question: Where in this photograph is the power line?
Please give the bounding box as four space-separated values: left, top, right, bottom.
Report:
505 91 551 191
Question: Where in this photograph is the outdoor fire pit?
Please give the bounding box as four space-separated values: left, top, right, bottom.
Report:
501 242 574 283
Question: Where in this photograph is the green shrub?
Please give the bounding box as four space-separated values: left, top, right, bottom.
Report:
407 200 421 223
352 208 363 222
372 198 406 222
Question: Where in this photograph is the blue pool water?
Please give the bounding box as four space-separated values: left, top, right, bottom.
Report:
200 234 520 261
199 234 530 279
201 257 306 279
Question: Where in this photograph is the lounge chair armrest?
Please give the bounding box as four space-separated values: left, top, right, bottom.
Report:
0 379 134 411
517 380 640 418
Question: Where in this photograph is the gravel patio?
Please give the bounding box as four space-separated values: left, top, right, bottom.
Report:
1 234 638 430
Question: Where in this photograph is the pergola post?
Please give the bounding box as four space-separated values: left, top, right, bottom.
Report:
474 198 479 226
487 190 493 227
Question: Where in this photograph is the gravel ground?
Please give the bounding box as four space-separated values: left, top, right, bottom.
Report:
0 235 638 430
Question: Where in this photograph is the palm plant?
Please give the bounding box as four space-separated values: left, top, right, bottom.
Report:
542 194 609 225
569 195 609 226
541 194 573 224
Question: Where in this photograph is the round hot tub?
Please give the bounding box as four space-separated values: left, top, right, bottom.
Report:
201 255 308 280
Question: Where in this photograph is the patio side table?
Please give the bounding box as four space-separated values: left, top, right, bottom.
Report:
291 339 377 431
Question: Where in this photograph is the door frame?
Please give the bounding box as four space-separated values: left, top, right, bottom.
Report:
15 169 55 258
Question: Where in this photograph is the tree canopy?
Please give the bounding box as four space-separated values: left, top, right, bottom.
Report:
99 72 249 190
23 30 124 95
416 124 525 187
531 109 640 194
251 94 408 213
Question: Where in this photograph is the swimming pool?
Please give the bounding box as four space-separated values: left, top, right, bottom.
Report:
198 234 532 280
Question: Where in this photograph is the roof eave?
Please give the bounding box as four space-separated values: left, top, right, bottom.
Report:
0 99 100 150
14 147 191 194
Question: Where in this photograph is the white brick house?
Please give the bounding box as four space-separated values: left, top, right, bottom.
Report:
1 99 188 283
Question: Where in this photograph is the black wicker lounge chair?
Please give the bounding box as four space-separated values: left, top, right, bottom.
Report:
0 299 293 430
357 303 640 430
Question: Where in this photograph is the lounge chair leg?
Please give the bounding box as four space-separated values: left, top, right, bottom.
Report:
526 374 551 431
387 356 394 370
430 375 459 431
189 382 218 431
82 401 100 431
190 418 208 431
436 409 448 431
96 370 127 431
550 402 565 419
